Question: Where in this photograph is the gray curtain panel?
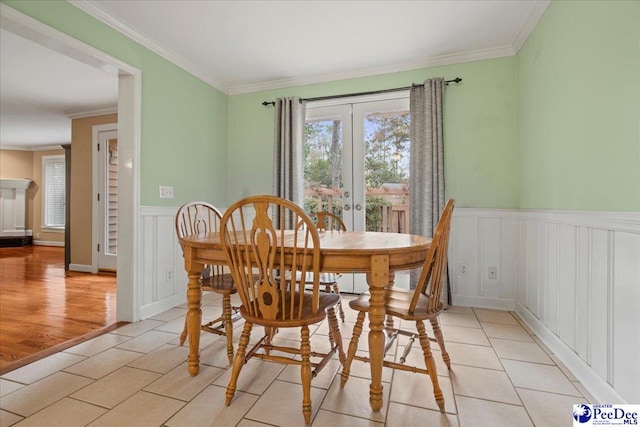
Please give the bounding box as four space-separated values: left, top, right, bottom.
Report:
273 97 306 226
409 78 449 305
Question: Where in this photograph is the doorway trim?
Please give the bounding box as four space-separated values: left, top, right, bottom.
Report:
1 4 142 322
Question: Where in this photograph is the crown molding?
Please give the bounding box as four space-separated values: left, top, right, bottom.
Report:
227 46 515 95
68 0 545 97
68 0 229 94
0 144 65 152
65 106 118 119
511 0 551 53
0 145 27 151
32 145 66 152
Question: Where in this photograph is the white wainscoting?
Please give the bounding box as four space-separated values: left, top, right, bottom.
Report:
449 208 640 404
449 208 520 310
139 206 187 319
514 210 640 405
137 204 247 320
137 205 639 403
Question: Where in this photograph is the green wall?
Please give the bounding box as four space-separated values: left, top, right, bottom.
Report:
3 0 228 206
518 0 640 211
228 57 519 208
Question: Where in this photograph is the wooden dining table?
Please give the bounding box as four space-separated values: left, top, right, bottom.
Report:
179 230 431 412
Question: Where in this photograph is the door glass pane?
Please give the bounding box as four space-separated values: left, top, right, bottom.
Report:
106 138 118 255
363 111 410 232
303 119 344 220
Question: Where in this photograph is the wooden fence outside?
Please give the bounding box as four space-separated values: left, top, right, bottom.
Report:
304 186 409 233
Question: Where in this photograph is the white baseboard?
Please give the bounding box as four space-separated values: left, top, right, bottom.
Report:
33 240 64 247
68 263 93 273
516 302 627 404
452 294 515 311
139 294 186 320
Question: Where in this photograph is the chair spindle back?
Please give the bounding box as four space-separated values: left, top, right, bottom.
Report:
311 211 347 232
175 201 223 241
409 199 455 314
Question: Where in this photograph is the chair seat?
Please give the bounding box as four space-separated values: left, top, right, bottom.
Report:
241 291 340 327
349 288 443 321
201 273 237 294
296 271 345 323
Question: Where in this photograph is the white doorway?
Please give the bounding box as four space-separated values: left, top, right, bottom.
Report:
94 124 118 271
1 4 142 322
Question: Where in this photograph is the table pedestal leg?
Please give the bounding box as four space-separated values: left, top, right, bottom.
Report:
187 270 202 376
367 255 389 412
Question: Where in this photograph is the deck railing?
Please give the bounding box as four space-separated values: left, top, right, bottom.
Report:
304 186 409 233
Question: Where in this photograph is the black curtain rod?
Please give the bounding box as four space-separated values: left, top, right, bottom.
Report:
262 77 461 106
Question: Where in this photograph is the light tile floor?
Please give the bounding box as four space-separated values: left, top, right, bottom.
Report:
0 293 595 427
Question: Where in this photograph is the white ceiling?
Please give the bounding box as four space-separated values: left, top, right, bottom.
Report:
0 0 549 148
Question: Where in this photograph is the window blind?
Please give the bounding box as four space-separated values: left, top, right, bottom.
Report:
43 155 65 228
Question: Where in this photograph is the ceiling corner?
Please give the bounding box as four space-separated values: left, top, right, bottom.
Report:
511 0 551 54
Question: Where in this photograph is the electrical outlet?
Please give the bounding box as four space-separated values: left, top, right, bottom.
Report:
488 266 497 280
459 263 468 276
159 185 174 199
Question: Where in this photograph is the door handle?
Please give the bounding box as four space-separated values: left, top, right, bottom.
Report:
355 204 362 211
344 204 351 211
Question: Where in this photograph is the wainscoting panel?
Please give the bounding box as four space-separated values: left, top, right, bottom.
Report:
139 206 186 319
612 230 640 404
557 224 577 349
543 222 559 336
448 209 518 310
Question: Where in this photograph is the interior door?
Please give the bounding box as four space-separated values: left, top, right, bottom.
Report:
304 96 410 292
97 129 118 271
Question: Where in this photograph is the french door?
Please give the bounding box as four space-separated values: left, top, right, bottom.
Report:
304 96 410 292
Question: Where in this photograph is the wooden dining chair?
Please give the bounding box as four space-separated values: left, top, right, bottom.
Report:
175 201 238 363
308 211 347 322
339 199 455 413
220 195 346 426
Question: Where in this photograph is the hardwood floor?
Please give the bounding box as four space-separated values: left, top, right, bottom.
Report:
0 245 119 374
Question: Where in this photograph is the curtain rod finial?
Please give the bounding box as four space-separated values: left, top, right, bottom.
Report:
262 101 275 107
